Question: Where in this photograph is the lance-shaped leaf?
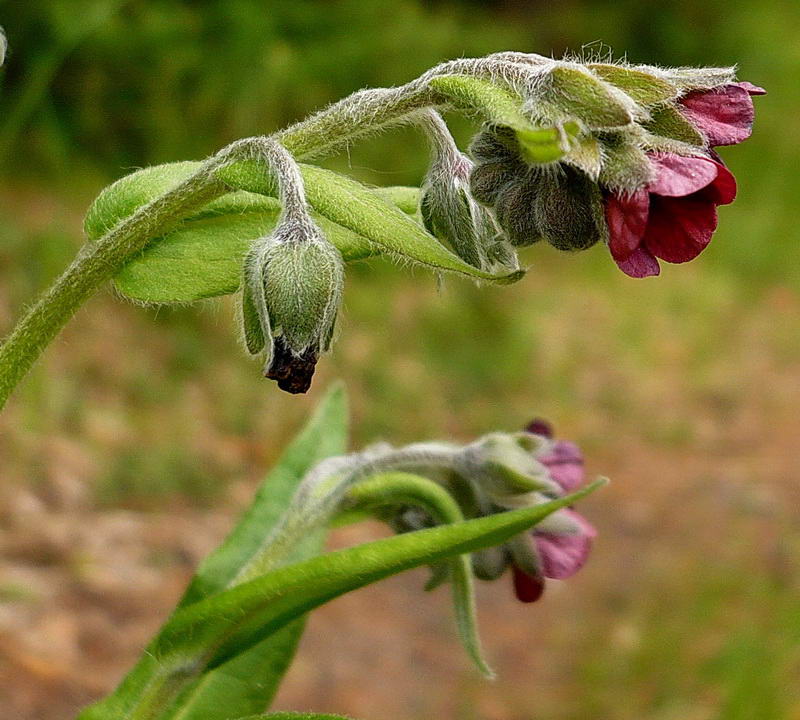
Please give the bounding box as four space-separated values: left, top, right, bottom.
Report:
642 104 705 146
217 160 524 284
544 65 638 129
346 472 492 677
157 385 349 720
78 480 605 720
427 74 580 164
587 63 677 105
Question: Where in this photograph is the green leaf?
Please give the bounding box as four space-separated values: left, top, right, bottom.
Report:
155 385 348 720
84 161 202 240
78 479 605 720
427 74 579 165
84 162 490 303
218 160 524 285
546 65 635 128
372 185 420 216
346 472 492 677
108 187 375 303
428 74 531 130
642 104 705 146
180 383 348 605
587 63 677 105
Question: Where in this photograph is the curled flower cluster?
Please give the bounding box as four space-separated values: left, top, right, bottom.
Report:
382 419 597 603
463 57 764 276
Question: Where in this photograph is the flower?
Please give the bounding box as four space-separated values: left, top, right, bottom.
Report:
510 419 597 603
466 67 763 279
603 81 765 278
603 153 737 278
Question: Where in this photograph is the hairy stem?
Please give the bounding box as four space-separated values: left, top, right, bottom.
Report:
0 55 523 409
0 162 229 410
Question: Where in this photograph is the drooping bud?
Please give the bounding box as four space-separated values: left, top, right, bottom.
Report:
245 217 344 394
417 110 518 272
532 166 605 251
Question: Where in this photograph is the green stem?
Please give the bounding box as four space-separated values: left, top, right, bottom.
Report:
0 59 479 409
0 163 228 410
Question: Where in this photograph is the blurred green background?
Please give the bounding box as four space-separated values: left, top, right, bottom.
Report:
0 1 798 719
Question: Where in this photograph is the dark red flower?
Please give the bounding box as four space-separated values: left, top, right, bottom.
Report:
604 153 737 278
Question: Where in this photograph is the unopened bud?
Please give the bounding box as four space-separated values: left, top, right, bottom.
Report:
533 166 604 251
458 432 561 501
245 218 344 394
420 154 510 270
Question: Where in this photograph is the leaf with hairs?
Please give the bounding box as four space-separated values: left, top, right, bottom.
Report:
78 479 605 720
217 160 524 284
154 385 348 720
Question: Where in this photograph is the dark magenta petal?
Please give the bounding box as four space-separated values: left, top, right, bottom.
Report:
539 440 585 493
613 245 661 278
708 161 737 205
512 565 546 603
679 84 756 147
526 418 554 438
648 154 719 197
604 190 649 260
643 194 718 263
735 81 766 96
535 509 596 580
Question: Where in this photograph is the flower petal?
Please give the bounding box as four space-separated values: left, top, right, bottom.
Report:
643 194 718 263
613 245 661 278
735 81 766 96
604 189 649 260
707 161 737 205
679 84 756 146
648 154 719 197
526 418 554 438
511 565 546 603
538 440 585 493
535 509 596 580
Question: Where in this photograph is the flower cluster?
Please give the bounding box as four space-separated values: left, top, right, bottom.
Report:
382 419 598 603
464 57 764 276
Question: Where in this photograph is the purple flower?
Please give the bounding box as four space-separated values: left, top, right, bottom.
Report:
603 81 764 278
604 153 737 278
511 420 597 603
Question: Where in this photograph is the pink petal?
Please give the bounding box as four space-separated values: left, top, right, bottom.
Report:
535 509 596 580
648 154 719 197
604 190 649 260
614 245 661 278
512 565 546 603
735 81 766 96
539 441 585 493
679 84 756 146
643 194 718 263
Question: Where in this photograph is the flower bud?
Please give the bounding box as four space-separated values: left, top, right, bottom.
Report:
533 166 604 251
420 154 514 271
245 218 344 394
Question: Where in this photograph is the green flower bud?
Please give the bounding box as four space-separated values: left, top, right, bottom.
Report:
245 218 344 394
420 154 513 271
457 432 561 501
